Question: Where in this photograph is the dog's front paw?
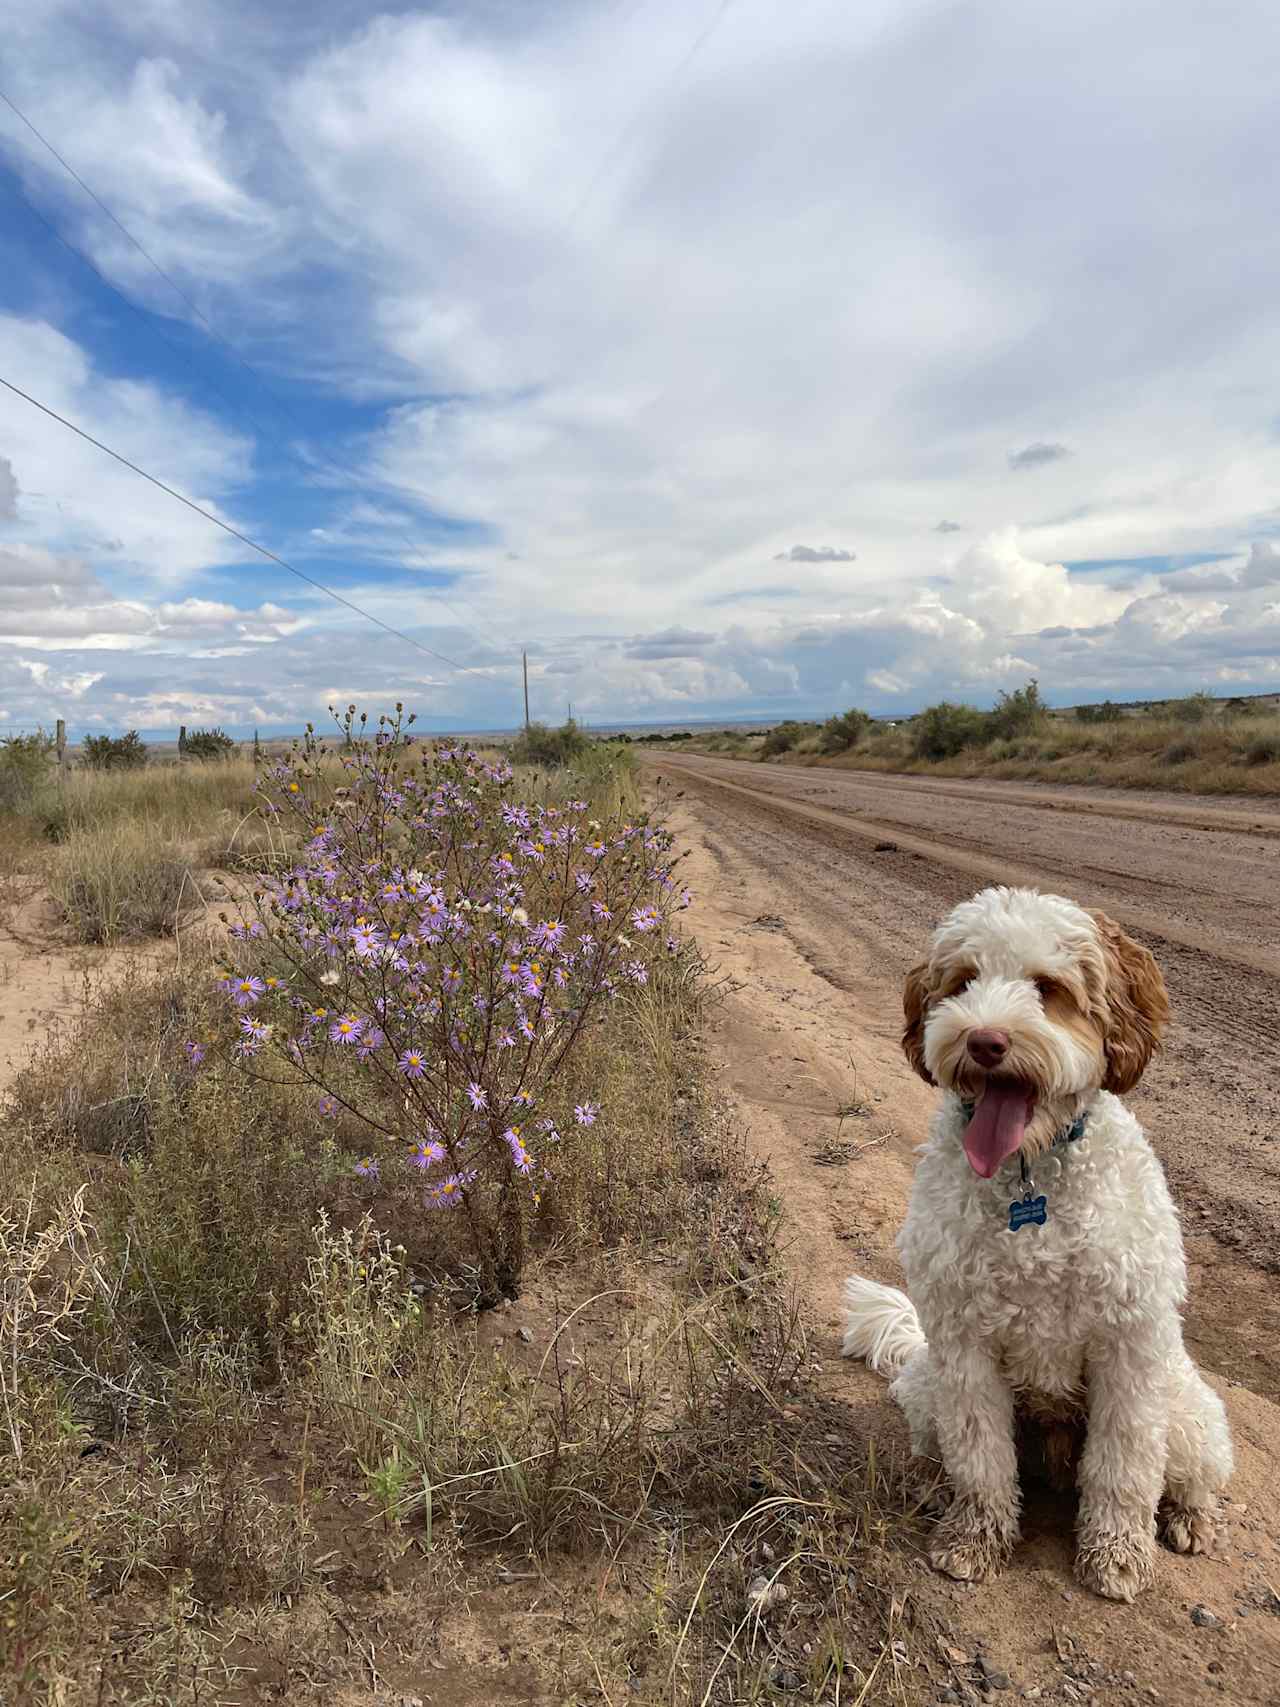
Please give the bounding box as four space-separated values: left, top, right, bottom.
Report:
1076 1529 1155 1602
1159 1501 1219 1557
928 1502 1015 1583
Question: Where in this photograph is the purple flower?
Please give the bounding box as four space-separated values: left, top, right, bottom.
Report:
398 1047 428 1079
356 1026 385 1061
466 1081 487 1111
626 960 649 985
354 1156 380 1180
630 906 659 933
350 924 383 958
504 1126 534 1175
329 1013 364 1045
574 1102 599 1127
230 975 266 1007
426 1171 473 1208
318 1095 338 1118
182 1040 206 1067
408 1139 446 1169
532 919 564 950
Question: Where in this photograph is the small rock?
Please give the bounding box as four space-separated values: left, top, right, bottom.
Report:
760 1540 776 1561
938 1691 962 1705
769 1666 804 1692
873 841 898 853
1191 1605 1222 1629
517 1326 534 1344
745 1575 788 1616
978 1654 1012 1691
1020 1691 1041 1701
943 1645 970 1666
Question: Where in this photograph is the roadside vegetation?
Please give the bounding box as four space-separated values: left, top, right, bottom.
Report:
655 685 1280 796
0 709 919 1706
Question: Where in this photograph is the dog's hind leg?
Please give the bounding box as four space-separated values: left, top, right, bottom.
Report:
1160 1352 1233 1556
891 1345 951 1516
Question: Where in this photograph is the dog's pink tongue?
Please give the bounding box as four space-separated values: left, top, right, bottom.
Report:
963 1085 1030 1178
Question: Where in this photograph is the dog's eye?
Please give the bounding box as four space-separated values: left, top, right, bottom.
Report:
1033 975 1055 999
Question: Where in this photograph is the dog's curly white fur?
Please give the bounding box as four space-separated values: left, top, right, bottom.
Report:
843 886 1232 1602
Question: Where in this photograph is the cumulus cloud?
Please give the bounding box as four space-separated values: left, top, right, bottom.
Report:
1008 442 1071 472
772 544 858 563
1159 539 1280 593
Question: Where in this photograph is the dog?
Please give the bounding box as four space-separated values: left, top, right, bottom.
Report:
842 885 1232 1602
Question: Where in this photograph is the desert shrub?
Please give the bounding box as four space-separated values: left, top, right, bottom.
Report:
911 700 988 759
1168 691 1217 724
818 707 872 753
0 729 55 815
1076 699 1123 725
1163 741 1195 765
49 821 196 942
986 678 1047 741
509 718 590 768
1245 734 1280 766
81 730 148 771
760 721 813 757
183 726 237 761
212 710 685 1301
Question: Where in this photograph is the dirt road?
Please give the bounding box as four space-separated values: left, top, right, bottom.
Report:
646 752 1280 1705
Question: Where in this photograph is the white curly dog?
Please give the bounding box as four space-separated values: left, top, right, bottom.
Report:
842 885 1232 1603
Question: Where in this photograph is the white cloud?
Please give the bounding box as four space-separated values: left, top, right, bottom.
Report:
0 457 17 520
0 317 254 585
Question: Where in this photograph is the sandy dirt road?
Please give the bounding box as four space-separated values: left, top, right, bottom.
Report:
645 752 1280 1705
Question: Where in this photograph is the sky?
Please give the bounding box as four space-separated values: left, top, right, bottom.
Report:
1 0 1280 737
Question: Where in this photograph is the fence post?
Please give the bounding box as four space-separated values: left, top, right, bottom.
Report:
178 725 187 761
55 718 66 768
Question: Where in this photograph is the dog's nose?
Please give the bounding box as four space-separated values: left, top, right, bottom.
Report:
966 1028 1010 1069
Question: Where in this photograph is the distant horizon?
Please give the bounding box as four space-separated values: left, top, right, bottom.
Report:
26 684 1280 750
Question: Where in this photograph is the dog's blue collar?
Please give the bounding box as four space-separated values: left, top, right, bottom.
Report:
958 1102 1089 1150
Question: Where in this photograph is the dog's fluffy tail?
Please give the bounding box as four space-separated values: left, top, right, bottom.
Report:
841 1276 926 1376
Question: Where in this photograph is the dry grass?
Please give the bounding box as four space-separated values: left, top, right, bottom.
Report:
0 745 920 1705
675 707 1280 796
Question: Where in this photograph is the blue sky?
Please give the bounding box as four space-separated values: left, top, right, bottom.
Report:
1 0 1280 737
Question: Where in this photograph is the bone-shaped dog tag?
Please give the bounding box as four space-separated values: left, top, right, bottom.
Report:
1008 1193 1047 1231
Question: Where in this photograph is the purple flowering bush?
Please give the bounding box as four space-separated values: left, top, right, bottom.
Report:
214 708 688 1300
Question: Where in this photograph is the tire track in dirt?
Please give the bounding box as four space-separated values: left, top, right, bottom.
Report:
652 762 1280 1704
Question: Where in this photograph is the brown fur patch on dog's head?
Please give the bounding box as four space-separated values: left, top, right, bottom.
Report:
902 961 937 1084
1088 910 1170 1093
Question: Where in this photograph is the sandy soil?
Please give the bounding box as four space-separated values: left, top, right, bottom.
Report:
647 751 1280 1705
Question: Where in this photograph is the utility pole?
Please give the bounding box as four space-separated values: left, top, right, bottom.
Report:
522 651 530 730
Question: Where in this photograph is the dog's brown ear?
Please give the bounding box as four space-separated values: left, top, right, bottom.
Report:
902 962 936 1084
1091 911 1170 1093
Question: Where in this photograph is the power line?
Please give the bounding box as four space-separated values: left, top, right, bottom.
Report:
0 371 487 676
0 82 511 656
